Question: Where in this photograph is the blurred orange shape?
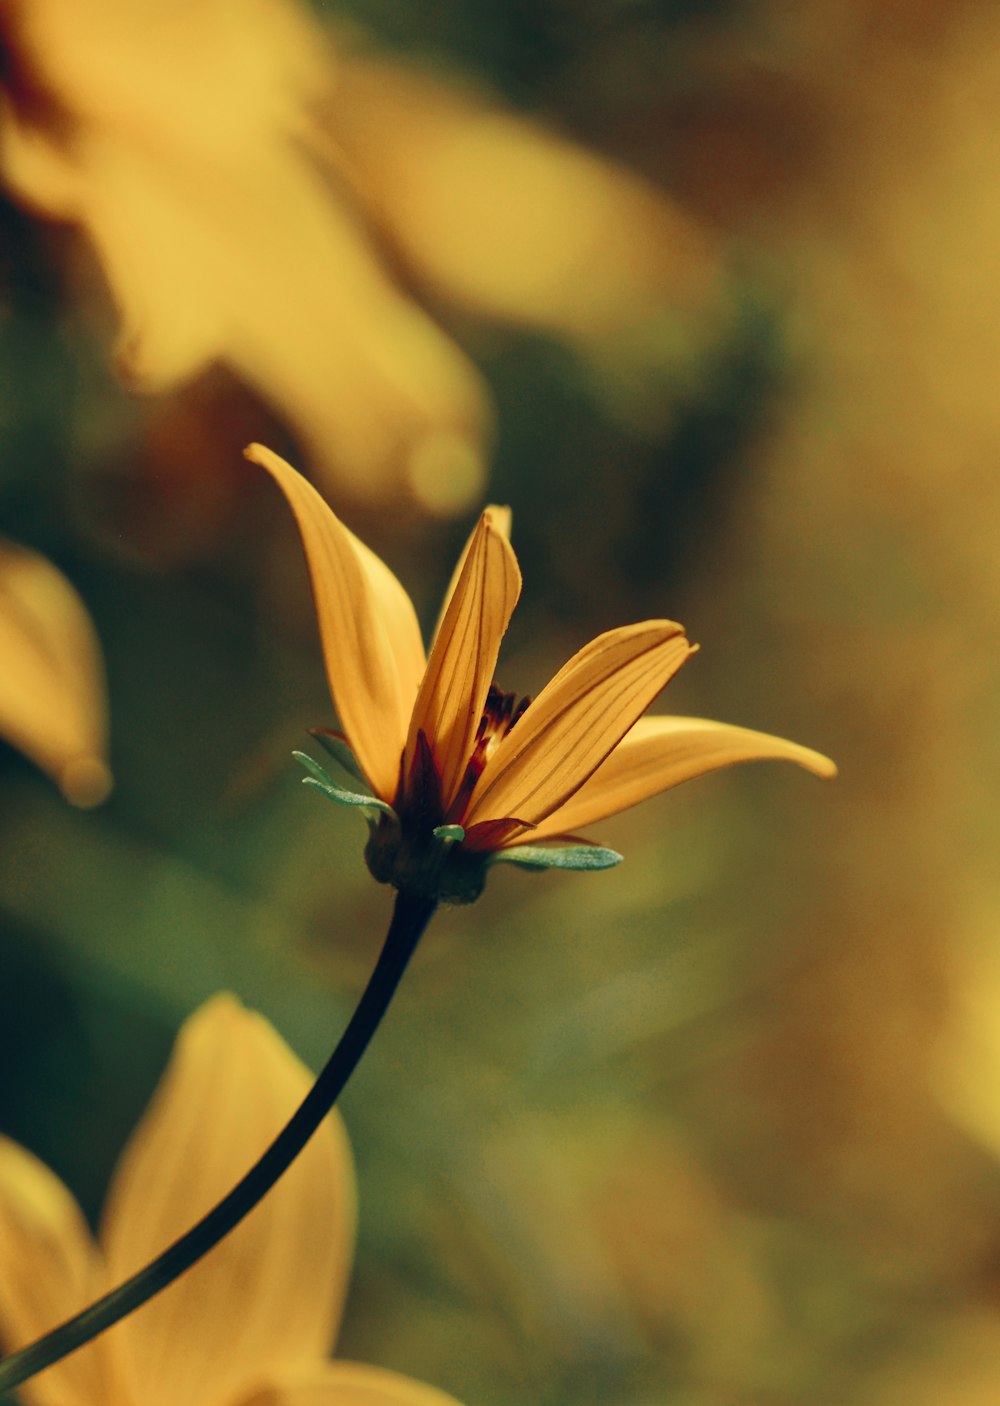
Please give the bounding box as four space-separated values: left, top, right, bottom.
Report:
591 1127 776 1364
0 994 465 1406
0 0 730 511
0 538 111 806
934 945 1000 1162
0 0 491 504
328 53 723 345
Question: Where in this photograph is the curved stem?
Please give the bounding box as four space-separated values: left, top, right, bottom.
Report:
0 888 437 1395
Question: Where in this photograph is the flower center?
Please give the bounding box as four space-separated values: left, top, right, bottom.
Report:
479 683 531 759
447 683 530 823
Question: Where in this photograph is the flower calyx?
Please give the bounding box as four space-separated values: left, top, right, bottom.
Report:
295 723 623 905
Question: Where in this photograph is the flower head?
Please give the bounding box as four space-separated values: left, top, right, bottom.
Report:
0 995 464 1406
247 444 835 902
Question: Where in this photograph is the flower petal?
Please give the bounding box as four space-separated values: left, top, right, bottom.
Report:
0 1137 118 1406
233 1360 467 1406
429 504 511 647
0 538 111 806
465 621 694 831
246 444 425 802
0 97 82 219
100 995 356 1406
526 715 838 841
404 508 520 810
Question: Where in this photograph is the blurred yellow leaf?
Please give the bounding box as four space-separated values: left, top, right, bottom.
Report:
327 50 723 346
0 538 110 805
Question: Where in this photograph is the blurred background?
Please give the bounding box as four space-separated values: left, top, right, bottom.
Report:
4 0 1000 1402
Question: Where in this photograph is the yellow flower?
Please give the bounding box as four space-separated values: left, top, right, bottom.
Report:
0 0 489 506
0 995 463 1406
246 444 835 902
0 0 726 514
0 537 111 806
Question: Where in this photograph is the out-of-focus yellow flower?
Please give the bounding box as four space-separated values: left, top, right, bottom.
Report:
0 994 463 1406
0 537 110 805
247 443 835 902
0 0 727 513
0 0 491 506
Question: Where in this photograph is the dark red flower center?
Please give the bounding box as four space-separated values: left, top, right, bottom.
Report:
446 683 530 824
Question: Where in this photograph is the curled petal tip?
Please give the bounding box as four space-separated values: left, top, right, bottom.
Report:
191 991 245 1023
482 503 512 539
807 751 838 780
244 443 295 475
243 440 426 801
59 756 113 809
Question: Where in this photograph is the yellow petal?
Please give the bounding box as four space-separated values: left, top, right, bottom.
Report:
0 96 81 219
81 136 226 390
100 995 356 1406
0 1137 118 1406
404 508 520 811
465 621 695 831
526 714 838 841
0 539 111 806
1 0 329 157
246 444 424 802
108 143 491 500
429 504 512 646
233 1361 467 1406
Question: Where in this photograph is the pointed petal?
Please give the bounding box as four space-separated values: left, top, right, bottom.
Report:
526 714 838 840
465 621 694 829
404 509 520 810
101 996 356 1406
233 1360 467 1406
429 504 511 646
0 539 111 806
0 1138 117 1406
246 444 425 801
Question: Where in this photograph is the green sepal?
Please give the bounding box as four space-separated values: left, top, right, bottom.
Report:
309 729 367 784
432 824 466 844
490 842 623 872
293 751 397 822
